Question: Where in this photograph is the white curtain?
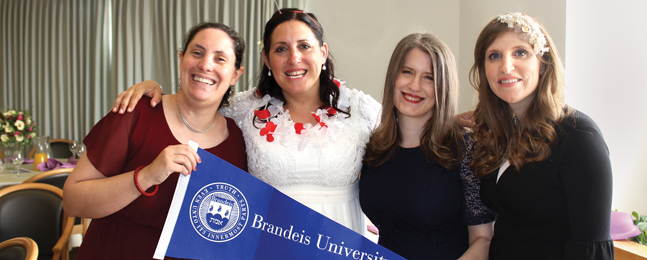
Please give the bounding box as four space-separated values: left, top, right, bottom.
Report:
0 0 303 144
1 0 112 145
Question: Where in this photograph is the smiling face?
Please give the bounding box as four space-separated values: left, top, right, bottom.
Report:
263 20 328 99
393 48 436 123
485 30 542 115
179 28 244 104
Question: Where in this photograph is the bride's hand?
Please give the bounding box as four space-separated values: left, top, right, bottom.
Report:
112 80 165 114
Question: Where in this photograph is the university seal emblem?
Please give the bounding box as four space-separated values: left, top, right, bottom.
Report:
189 182 249 242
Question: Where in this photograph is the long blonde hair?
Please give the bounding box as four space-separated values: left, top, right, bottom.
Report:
364 33 463 169
469 14 570 179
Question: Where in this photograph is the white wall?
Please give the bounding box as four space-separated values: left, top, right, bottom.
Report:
307 0 460 103
566 0 647 214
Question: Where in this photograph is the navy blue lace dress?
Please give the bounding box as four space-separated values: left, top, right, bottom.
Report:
360 138 495 260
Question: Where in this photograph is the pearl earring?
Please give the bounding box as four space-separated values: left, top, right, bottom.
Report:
268 70 272 76
322 64 327 71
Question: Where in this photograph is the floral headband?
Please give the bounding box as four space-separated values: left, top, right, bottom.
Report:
497 12 549 56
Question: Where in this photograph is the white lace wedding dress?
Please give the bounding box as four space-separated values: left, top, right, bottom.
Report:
221 82 381 235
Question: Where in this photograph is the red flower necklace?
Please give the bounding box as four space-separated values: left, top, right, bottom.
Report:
253 79 348 143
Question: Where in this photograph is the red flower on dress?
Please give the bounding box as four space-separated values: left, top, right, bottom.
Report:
324 106 337 116
294 123 305 134
254 109 271 120
312 113 328 129
259 121 277 142
333 79 341 88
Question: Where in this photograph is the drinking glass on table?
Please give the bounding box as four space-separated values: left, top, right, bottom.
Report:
69 140 79 159
76 143 86 158
12 150 24 178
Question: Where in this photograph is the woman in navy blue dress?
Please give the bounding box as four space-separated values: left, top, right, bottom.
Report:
360 33 496 260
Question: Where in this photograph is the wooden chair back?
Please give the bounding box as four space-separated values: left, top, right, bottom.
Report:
23 168 89 237
0 237 39 260
28 139 74 159
0 183 74 260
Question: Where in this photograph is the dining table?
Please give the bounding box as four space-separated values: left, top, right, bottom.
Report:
0 158 72 188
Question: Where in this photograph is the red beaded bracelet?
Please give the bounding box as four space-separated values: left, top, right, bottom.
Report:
134 166 158 196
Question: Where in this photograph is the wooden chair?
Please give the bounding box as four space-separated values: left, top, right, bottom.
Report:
23 168 89 237
0 237 39 260
0 183 74 260
28 139 74 159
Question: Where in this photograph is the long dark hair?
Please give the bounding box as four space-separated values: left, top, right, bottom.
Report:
181 22 245 108
255 8 349 120
364 33 463 169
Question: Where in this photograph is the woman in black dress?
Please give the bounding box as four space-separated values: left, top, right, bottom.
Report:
360 33 496 260
469 12 614 259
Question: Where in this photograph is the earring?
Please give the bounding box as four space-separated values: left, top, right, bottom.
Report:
322 64 326 71
268 70 272 76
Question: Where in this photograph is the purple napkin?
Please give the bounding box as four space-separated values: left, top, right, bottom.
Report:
37 158 75 171
23 158 34 164
68 156 78 164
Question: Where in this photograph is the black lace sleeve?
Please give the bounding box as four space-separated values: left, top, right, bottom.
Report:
460 134 497 225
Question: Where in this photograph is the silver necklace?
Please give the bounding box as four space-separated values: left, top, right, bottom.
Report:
176 101 216 133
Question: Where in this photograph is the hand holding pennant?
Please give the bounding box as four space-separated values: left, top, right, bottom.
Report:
154 141 405 260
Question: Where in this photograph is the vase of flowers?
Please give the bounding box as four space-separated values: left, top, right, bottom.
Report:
1 109 37 147
1 109 38 165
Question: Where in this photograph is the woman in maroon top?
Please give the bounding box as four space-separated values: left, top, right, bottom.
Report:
63 22 247 260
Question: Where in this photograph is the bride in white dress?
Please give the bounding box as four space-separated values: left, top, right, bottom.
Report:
111 8 381 235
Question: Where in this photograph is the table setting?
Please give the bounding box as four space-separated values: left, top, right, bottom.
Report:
0 108 84 186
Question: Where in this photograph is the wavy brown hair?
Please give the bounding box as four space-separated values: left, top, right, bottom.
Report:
468 14 570 179
364 33 463 169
